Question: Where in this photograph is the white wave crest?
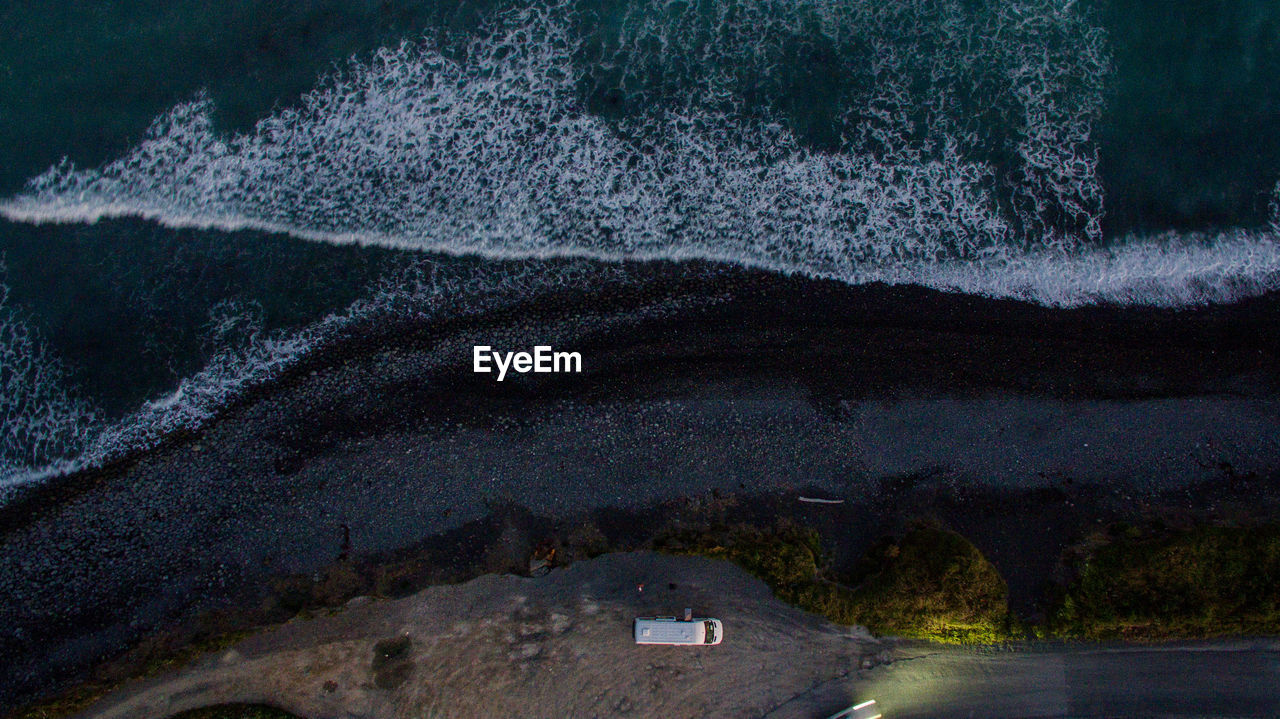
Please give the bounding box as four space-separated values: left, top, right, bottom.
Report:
0 259 646 490
0 0 1277 308
0 273 99 488
921 229 1280 306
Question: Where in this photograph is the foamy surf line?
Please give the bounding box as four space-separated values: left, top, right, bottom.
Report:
5 198 1280 308
0 258 643 495
4 0 1277 307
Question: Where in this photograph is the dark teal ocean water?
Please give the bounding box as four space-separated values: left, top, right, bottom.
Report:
2 0 1280 484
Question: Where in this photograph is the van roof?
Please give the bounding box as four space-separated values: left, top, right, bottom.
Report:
634 618 707 644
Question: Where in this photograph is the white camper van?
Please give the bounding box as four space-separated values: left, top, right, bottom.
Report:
633 616 723 645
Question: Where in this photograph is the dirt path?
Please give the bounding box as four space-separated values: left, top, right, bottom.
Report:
63 552 1280 719
73 553 885 719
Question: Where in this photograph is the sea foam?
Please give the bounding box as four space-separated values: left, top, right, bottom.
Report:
0 273 99 489
9 0 1270 308
3 0 1280 490
0 259 654 490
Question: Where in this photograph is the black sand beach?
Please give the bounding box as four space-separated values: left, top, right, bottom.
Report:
3 268 1280 708
7 2 1280 716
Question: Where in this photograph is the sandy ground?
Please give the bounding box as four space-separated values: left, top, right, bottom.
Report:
68 551 1280 719
73 553 886 719
69 553 1280 719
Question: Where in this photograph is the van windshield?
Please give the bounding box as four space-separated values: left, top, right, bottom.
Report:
704 621 716 643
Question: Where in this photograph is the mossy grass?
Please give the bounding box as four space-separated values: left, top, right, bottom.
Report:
837 526 1013 643
1047 523 1280 640
653 521 1014 644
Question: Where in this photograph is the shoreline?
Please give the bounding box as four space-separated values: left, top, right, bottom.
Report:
7 267 1280 525
4 271 1280 708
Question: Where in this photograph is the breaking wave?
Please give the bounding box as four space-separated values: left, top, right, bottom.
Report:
6 0 1275 306
0 259 680 491
0 272 99 491
5 0 1280 493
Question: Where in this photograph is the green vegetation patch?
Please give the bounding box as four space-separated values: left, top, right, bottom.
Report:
654 522 1011 644
1048 524 1280 640
840 527 1011 643
166 706 302 719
